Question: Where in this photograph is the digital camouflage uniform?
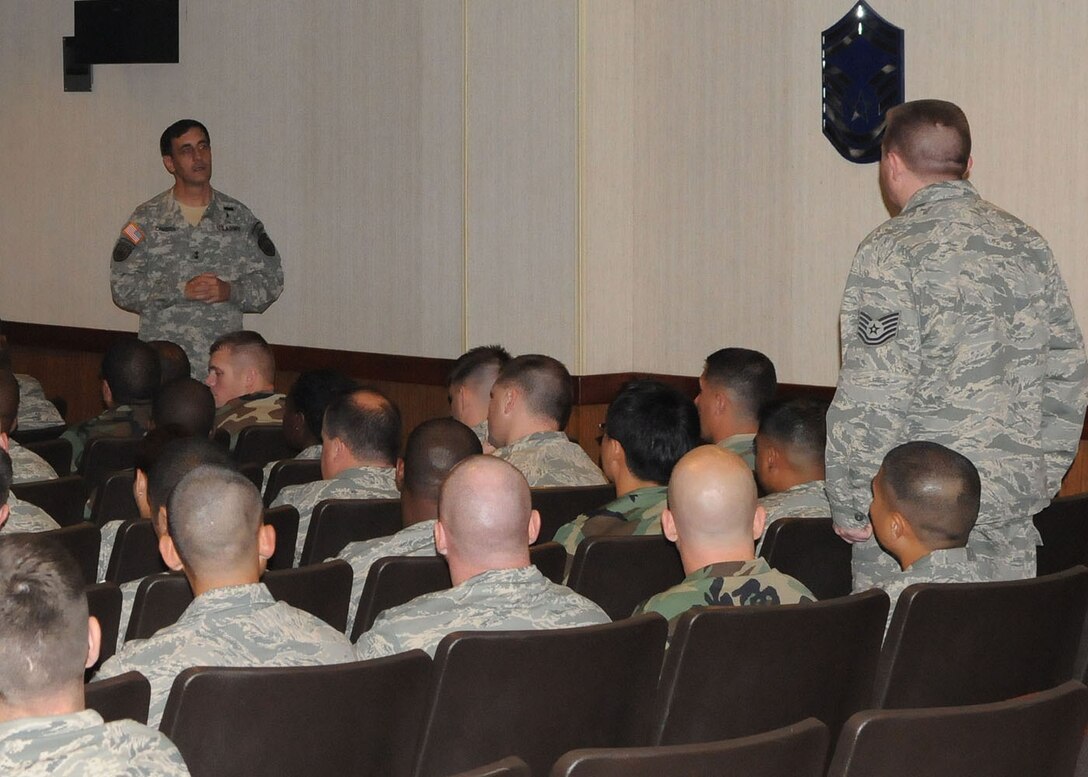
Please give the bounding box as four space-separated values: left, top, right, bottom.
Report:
827 180 1088 585
718 433 756 469
96 519 124 582
8 441 58 483
757 480 831 552
471 419 489 446
270 465 399 566
214 392 286 450
3 495 60 533
262 442 321 496
492 431 608 487
355 565 610 659
110 188 284 371
553 485 668 559
633 558 815 637
0 710 190 776
116 578 141 652
94 583 354 727
335 519 437 631
875 546 991 631
61 402 152 471
15 374 64 430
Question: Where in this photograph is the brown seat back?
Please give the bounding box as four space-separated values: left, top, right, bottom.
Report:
1034 494 1088 575
263 505 300 571
299 498 402 566
531 484 617 543
263 559 353 632
105 520 167 585
85 671 151 725
11 475 89 527
264 457 322 506
232 424 294 467
759 516 851 599
86 581 121 675
89 469 140 528
568 535 684 620
22 437 73 476
45 522 100 585
81 436 142 490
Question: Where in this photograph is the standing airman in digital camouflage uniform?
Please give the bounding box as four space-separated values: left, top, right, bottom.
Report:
826 100 1088 588
111 119 283 373
488 355 607 487
355 455 609 659
0 534 190 775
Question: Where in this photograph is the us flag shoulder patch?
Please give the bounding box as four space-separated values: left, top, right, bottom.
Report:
858 311 900 345
122 222 145 245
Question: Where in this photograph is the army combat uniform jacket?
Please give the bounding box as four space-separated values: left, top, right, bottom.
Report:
0 710 190 776
355 565 610 659
110 188 284 369
553 485 668 559
827 180 1088 582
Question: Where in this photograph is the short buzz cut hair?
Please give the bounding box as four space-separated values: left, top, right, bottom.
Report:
0 534 89 704
605 380 700 485
402 418 483 500
101 338 161 405
160 119 210 157
167 465 264 574
322 388 402 466
703 348 777 421
446 345 512 389
147 436 237 517
0 448 11 507
209 330 276 384
883 99 971 179
495 354 574 429
881 441 981 546
757 398 828 467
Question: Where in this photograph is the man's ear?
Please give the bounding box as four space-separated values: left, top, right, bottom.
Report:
0 431 8 453
153 506 169 537
527 509 541 545
501 385 517 416
0 504 8 531
889 511 910 542
752 504 767 542
85 616 102 670
395 458 406 492
257 523 276 564
159 533 185 572
964 155 973 179
764 444 779 472
434 520 448 557
661 507 679 544
100 379 113 408
162 154 176 175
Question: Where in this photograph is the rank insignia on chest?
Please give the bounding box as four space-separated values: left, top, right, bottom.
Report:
858 311 900 345
122 222 145 244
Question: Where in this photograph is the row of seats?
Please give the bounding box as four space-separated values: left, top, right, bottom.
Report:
81 566 1088 776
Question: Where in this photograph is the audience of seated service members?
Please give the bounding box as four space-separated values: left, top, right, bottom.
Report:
0 369 59 483
271 387 401 566
205 330 285 448
865 441 990 625
262 368 358 492
95 464 355 727
553 379 701 561
0 332 65 431
634 446 814 637
446 344 511 447
152 377 217 439
355 455 610 659
0 534 190 775
112 436 239 650
487 354 607 487
0 448 59 534
693 347 777 468
335 417 482 627
96 425 191 582
754 398 832 536
149 339 192 384
62 338 160 470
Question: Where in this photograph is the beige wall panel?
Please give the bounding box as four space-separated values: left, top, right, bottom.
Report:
0 0 463 359
465 0 578 368
582 0 637 374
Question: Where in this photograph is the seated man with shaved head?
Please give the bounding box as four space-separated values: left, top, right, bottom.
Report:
488 354 607 487
95 464 354 726
0 534 190 774
205 330 285 448
335 417 482 628
271 387 402 565
634 446 814 636
355 455 609 659
0 369 58 484
866 441 990 624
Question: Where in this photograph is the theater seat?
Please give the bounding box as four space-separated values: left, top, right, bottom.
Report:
46 522 100 585
567 535 684 620
85 671 151 725
11 475 89 527
532 485 617 543
299 498 402 566
758 515 851 599
264 457 322 506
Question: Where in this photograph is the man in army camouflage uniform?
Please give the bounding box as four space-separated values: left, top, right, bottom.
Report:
446 344 511 447
826 99 1088 586
754 398 831 546
110 119 283 373
95 464 354 727
488 354 607 487
355 455 609 658
0 370 58 484
868 442 990 628
271 387 401 565
206 330 285 448
553 380 700 567
62 338 159 470
693 348 777 468
0 534 190 774
634 446 814 637
335 417 481 629
0 448 59 535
